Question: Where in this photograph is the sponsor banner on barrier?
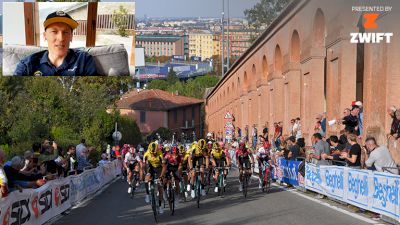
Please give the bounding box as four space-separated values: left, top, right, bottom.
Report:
0 177 71 225
0 159 122 225
305 163 400 222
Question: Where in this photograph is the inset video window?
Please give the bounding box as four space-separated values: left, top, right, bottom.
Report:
2 2 135 76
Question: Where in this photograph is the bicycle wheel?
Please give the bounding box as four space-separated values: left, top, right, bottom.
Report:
151 186 158 223
130 180 135 198
196 175 201 208
169 186 175 215
243 173 248 198
219 172 224 197
180 180 186 202
266 170 271 193
261 170 266 193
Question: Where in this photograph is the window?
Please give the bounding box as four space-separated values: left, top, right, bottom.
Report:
140 111 146 123
174 110 178 123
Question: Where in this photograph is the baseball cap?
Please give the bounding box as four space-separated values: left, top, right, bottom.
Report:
355 101 363 107
44 11 78 30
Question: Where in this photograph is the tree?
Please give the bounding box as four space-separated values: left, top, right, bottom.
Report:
113 5 129 37
118 116 143 145
244 0 291 33
166 67 178 84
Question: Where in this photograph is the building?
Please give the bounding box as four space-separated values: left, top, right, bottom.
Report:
136 35 185 57
189 31 214 60
213 30 255 58
205 0 400 162
113 89 203 138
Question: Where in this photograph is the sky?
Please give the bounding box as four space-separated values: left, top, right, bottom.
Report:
135 0 260 18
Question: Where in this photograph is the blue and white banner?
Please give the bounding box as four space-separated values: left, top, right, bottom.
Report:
305 163 400 222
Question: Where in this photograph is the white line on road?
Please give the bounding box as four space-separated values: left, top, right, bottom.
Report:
249 173 384 225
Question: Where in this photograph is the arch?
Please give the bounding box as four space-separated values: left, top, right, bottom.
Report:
244 71 249 89
290 30 301 62
262 55 268 79
274 45 283 73
313 8 326 47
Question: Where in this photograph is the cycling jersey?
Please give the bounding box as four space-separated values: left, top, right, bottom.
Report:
211 149 226 160
124 152 140 164
144 153 163 168
190 145 207 157
143 149 162 163
236 148 251 158
257 147 269 159
163 153 181 166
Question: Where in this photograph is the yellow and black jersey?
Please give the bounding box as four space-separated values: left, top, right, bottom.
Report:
211 148 226 160
144 152 163 168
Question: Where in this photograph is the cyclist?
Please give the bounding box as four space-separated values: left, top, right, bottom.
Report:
188 139 208 198
138 146 145 181
211 142 229 193
124 146 141 194
236 141 254 192
178 144 190 199
144 142 164 214
161 146 182 204
256 140 272 189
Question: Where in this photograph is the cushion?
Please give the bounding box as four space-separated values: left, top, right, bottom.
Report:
2 44 130 76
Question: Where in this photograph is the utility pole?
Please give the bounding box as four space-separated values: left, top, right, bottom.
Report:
227 0 230 70
221 0 225 77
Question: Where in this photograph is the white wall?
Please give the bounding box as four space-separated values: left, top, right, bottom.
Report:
135 47 145 67
3 3 26 45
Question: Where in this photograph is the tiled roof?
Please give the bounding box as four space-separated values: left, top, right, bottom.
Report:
114 89 203 111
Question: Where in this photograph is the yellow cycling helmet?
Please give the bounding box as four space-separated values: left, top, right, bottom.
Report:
212 142 219 150
198 139 206 149
148 142 158 154
178 145 185 154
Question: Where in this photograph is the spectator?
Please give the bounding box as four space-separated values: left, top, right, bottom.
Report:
65 145 77 176
340 133 361 169
98 153 110 166
324 135 346 165
293 117 302 140
237 127 242 139
290 119 295 136
4 156 45 190
315 114 324 136
0 149 8 198
76 139 86 160
245 125 249 143
309 133 330 165
20 151 37 175
321 112 327 135
364 137 398 174
355 101 363 135
77 147 92 173
286 136 300 160
251 124 258 149
342 106 359 135
389 108 400 139
262 122 269 142
296 138 306 157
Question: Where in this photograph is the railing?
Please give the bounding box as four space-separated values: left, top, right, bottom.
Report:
73 14 135 36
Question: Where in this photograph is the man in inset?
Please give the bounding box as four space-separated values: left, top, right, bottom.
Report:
14 11 97 76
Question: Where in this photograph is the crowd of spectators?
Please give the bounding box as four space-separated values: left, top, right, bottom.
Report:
0 138 114 198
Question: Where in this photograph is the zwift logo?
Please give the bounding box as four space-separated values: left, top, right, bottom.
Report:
350 6 393 43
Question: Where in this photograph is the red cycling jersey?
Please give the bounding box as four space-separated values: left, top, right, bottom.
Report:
163 153 182 166
235 148 250 158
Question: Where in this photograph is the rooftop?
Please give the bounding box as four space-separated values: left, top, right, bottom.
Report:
136 35 183 43
114 89 204 111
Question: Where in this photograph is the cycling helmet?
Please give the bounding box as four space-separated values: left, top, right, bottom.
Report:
148 142 158 154
198 139 206 149
212 142 219 149
178 145 185 154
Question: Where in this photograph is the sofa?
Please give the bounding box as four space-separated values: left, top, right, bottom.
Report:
2 44 131 76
